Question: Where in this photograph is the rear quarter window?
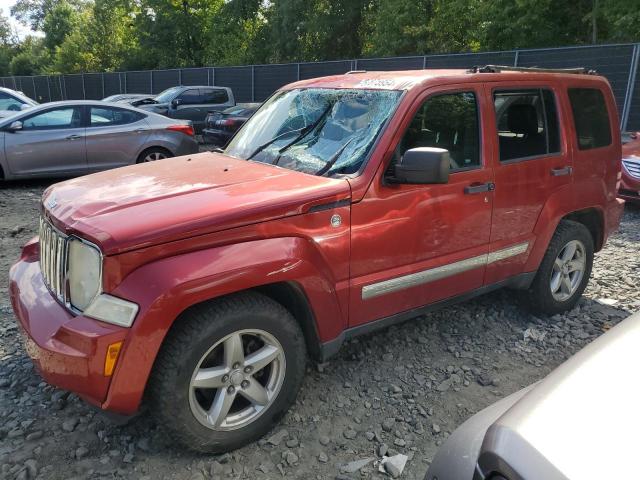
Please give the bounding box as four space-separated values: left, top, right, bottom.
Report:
567 88 612 150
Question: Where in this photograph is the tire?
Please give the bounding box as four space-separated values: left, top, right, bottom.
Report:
148 292 307 453
136 147 173 163
523 220 594 315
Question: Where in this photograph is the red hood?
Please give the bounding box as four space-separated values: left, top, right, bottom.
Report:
42 152 351 255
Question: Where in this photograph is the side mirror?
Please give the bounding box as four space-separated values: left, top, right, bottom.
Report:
7 120 22 132
393 147 450 184
171 98 182 108
20 104 31 111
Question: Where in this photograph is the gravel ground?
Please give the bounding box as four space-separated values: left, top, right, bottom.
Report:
1 175 639 480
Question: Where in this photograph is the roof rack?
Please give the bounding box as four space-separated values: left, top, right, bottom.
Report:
468 65 598 75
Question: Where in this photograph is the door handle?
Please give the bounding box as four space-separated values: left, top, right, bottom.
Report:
135 128 149 133
464 182 495 194
65 134 81 141
551 166 572 176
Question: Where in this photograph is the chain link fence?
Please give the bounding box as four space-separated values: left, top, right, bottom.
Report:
2 43 639 130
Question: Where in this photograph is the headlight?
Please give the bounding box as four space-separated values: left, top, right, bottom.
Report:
67 238 102 311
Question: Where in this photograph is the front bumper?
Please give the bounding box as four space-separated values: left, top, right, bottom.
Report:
618 173 640 204
9 245 128 408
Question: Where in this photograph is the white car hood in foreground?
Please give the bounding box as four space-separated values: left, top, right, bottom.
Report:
489 313 640 479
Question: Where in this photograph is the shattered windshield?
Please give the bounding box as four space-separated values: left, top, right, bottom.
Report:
224 88 402 176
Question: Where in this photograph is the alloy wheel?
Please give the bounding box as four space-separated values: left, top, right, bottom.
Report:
550 239 586 302
188 329 286 431
143 151 167 162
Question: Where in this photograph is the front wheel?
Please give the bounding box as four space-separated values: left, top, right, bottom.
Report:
148 292 306 453
524 220 594 315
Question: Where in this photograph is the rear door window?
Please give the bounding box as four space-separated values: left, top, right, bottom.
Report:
567 88 612 150
200 88 229 104
89 107 145 126
493 89 560 162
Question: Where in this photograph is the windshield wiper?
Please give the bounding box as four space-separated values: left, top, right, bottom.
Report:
314 138 355 176
248 104 333 163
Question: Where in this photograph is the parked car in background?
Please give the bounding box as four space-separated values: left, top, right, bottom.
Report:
10 67 623 454
102 93 154 103
426 311 640 480
0 100 198 180
123 85 235 133
0 87 38 118
202 103 260 147
620 131 640 203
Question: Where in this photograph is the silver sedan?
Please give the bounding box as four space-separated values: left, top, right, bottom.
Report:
0 100 199 180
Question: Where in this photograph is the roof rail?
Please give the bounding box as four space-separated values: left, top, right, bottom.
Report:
468 65 598 75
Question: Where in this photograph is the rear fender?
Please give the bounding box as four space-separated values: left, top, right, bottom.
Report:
525 182 605 272
103 237 346 414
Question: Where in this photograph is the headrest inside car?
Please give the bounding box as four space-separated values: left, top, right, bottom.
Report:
507 104 538 135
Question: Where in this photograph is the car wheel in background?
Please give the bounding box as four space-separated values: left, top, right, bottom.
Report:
148 292 307 453
523 220 594 315
136 147 173 163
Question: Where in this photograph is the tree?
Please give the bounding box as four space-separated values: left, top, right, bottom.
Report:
11 0 86 30
43 1 81 51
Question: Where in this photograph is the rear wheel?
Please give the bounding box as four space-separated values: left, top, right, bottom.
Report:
148 292 306 453
136 147 172 163
524 220 594 315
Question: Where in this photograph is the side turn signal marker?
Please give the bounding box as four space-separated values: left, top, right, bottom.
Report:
104 341 123 377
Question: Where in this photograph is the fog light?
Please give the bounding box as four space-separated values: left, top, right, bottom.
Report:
104 341 123 377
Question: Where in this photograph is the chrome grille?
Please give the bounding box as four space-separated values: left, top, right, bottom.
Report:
623 160 640 179
39 216 68 301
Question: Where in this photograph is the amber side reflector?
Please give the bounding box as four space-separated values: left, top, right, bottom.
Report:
104 341 123 377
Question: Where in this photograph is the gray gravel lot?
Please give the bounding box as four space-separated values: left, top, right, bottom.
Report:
1 176 638 480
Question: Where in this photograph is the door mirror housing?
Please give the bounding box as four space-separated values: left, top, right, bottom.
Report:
7 120 22 132
393 147 450 184
171 98 182 108
20 104 32 111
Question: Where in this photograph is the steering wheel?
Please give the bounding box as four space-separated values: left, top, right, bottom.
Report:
8 104 20 111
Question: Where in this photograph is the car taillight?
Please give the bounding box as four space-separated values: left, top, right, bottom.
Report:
166 125 195 137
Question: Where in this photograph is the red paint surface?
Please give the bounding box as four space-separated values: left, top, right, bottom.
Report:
620 132 640 203
10 70 623 415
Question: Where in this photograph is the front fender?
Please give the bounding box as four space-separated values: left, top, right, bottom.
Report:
102 236 347 414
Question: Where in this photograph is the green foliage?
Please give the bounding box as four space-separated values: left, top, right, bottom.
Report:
1 0 639 75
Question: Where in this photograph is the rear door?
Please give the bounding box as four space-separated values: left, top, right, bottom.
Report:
484 82 572 285
5 106 86 176
85 105 150 169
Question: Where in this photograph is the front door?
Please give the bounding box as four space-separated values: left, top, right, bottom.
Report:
349 85 494 327
484 83 572 285
5 106 86 177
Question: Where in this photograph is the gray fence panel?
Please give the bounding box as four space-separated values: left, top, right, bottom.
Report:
181 68 208 86
83 73 103 100
254 64 298 101
48 76 63 101
33 76 49 102
299 60 352 79
358 56 424 71
15 76 36 99
126 71 152 94
426 51 516 68
63 75 84 100
215 66 252 102
103 73 121 97
152 70 179 94
519 44 635 118
628 64 640 131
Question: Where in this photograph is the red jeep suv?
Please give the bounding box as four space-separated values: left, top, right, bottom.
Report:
10 67 623 453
